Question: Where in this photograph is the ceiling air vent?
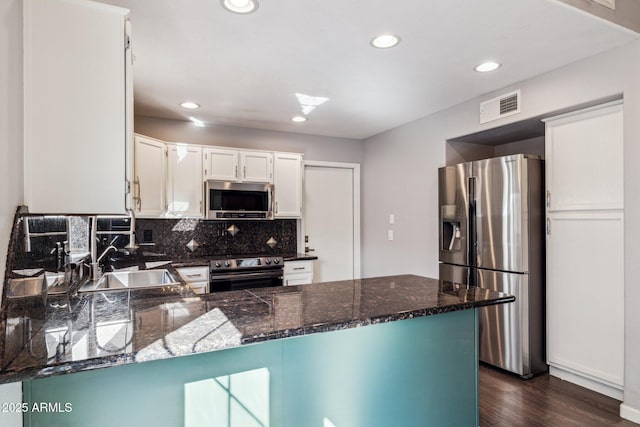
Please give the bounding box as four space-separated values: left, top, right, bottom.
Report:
480 89 521 124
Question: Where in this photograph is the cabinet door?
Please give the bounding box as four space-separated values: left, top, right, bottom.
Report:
133 135 165 217
545 102 623 212
274 154 303 218
167 145 203 217
24 0 131 214
546 213 624 390
203 148 238 181
240 151 273 183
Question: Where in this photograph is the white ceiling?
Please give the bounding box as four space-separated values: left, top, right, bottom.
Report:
102 0 638 140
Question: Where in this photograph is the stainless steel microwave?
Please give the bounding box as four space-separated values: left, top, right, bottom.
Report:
205 181 273 220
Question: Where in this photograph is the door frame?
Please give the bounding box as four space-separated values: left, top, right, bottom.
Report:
300 160 361 279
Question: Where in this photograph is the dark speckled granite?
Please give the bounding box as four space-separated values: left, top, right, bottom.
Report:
0 274 513 383
4 213 299 281
282 253 318 261
136 218 297 258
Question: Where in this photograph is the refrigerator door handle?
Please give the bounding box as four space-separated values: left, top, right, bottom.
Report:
468 176 477 270
468 177 476 203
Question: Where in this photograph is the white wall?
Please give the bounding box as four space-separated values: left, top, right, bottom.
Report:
362 39 640 419
0 0 24 425
134 116 363 164
445 136 545 165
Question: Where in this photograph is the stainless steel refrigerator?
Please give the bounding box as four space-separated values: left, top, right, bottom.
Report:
438 154 546 378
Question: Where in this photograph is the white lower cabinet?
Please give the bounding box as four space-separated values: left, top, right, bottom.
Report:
166 144 203 218
546 213 624 397
284 260 314 286
176 266 209 294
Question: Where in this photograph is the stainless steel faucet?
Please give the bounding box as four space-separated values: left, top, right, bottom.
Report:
125 208 139 253
90 216 119 281
92 245 117 281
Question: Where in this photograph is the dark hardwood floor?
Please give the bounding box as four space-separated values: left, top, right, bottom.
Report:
479 364 638 426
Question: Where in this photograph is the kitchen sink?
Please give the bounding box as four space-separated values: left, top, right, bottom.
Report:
6 273 64 298
6 276 46 298
79 269 180 292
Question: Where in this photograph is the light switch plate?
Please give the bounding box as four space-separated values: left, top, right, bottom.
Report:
388 230 394 241
389 214 395 225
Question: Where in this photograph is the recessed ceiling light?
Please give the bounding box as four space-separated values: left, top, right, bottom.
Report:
475 61 501 73
370 34 401 49
221 0 258 14
291 116 307 123
180 101 200 109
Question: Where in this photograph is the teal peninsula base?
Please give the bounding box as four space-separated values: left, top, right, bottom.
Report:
24 309 479 427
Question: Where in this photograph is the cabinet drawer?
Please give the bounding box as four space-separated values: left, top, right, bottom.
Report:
176 266 209 283
285 275 312 286
188 281 208 295
284 260 313 275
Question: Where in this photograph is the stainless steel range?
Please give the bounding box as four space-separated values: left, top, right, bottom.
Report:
209 256 284 292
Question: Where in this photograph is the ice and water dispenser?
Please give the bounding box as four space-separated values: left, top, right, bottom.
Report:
438 165 466 260
440 205 460 251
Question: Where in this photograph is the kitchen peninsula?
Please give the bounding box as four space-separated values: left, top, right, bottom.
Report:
1 269 513 426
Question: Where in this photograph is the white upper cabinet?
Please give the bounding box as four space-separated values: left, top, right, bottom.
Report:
203 148 273 183
240 151 273 183
273 153 302 218
203 148 238 181
133 135 166 217
134 135 303 219
23 0 132 214
166 144 203 218
545 102 623 212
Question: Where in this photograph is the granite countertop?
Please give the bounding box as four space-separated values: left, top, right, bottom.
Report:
0 275 513 383
282 253 318 261
167 253 317 268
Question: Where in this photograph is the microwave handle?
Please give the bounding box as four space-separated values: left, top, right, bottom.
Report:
269 187 274 214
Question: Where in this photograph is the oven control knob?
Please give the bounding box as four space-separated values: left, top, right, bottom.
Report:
265 258 271 264
224 261 231 267
215 262 221 268
274 258 280 264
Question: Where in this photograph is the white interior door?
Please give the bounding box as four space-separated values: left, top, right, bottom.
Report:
303 163 359 282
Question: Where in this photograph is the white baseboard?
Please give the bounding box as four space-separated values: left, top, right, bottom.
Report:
620 403 640 424
549 366 623 400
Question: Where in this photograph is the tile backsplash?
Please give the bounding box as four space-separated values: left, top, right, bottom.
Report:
135 218 297 258
7 215 298 276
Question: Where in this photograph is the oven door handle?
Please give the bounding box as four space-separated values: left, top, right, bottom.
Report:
210 270 283 281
